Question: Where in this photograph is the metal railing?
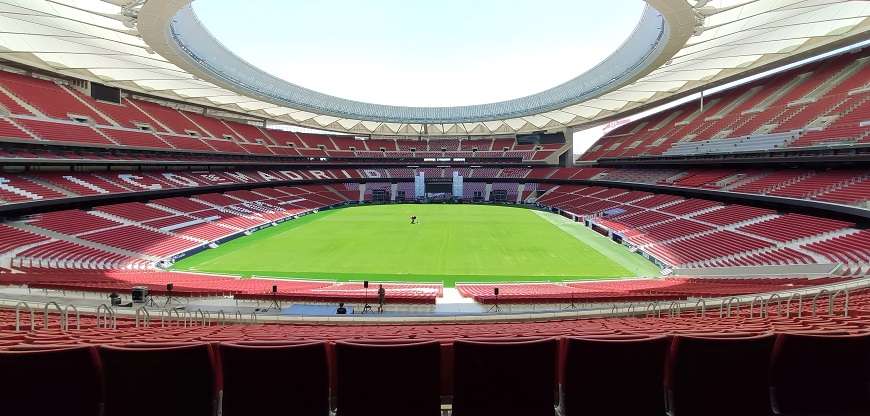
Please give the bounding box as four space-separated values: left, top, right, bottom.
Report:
15 302 35 332
96 304 116 329
43 302 63 330
135 306 150 328
64 304 80 331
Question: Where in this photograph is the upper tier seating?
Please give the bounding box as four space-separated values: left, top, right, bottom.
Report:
69 91 156 129
0 118 31 140
580 50 870 161
0 72 562 160
129 99 204 135
98 128 171 149
15 118 113 146
0 73 109 123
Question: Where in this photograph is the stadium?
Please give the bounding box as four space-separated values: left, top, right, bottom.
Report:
0 0 869 414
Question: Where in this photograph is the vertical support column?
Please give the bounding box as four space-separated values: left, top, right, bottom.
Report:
414 172 425 199
561 127 575 167
452 171 463 199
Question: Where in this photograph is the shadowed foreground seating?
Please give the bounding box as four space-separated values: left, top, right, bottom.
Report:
563 335 671 416
335 340 441 416
0 345 103 415
667 334 776 416
218 341 329 416
771 333 870 416
452 337 558 416
99 343 217 416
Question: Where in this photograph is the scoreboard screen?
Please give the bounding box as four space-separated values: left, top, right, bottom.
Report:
425 183 452 193
425 178 452 193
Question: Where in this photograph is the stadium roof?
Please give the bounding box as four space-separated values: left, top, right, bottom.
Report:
0 0 868 136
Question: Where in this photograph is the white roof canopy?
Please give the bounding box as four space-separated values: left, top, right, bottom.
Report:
0 0 867 136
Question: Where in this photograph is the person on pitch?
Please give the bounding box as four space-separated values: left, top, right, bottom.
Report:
410 215 417 224
377 284 386 313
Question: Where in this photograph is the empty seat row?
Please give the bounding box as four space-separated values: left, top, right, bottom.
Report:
2 333 868 416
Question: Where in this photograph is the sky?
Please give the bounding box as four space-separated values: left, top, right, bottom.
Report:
192 1 869 156
193 0 646 108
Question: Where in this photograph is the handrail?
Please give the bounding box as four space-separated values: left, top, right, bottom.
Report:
193 309 206 327
626 304 635 315
164 308 182 327
135 306 150 328
15 302 35 332
216 310 227 325
765 293 782 318
829 289 849 317
785 293 804 318
667 301 680 318
811 289 830 317
43 301 64 329
722 297 740 318
748 296 764 319
250 311 258 323
645 302 660 318
694 299 706 317
64 304 80 331
235 310 243 323
96 304 116 329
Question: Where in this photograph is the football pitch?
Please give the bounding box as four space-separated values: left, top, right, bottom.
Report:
172 204 660 286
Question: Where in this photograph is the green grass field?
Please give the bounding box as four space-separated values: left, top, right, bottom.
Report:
172 204 659 285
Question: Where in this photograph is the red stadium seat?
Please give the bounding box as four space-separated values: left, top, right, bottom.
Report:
452 337 558 416
334 340 441 416
0 346 103 415
218 341 329 416
99 343 218 416
563 335 671 416
771 333 870 416
667 334 776 416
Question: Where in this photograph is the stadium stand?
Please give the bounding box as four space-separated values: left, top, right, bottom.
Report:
0 14 869 415
0 70 570 161
581 50 870 161
0 295 869 413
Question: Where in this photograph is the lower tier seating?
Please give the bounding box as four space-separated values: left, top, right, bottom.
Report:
457 277 847 304
0 272 441 304
537 184 867 270
0 290 869 415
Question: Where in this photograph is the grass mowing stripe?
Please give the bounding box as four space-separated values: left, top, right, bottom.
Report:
533 210 661 278
172 204 659 286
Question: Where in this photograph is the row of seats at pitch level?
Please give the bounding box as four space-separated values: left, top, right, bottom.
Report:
2 333 868 416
